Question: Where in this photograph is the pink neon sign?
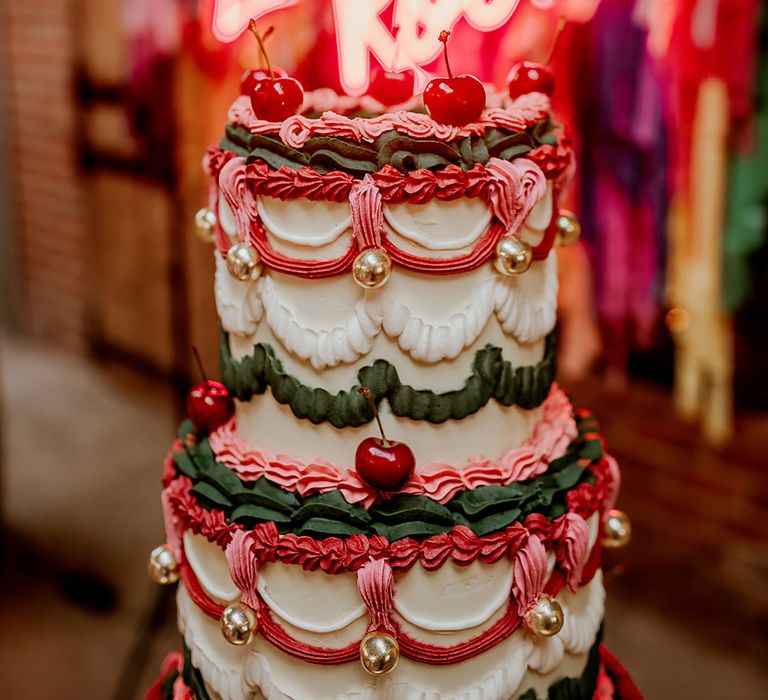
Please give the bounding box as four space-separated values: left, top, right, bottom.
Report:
211 0 566 95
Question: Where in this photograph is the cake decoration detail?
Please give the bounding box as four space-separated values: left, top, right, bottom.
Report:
367 25 414 109
240 64 285 96
507 17 563 101
194 207 217 243
225 242 260 281
216 159 556 281
214 251 558 371
354 387 415 493
507 61 556 100
219 335 556 427
168 519 605 668
245 23 304 123
147 544 180 585
207 147 573 205
495 236 534 275
359 631 400 675
555 208 582 246
226 92 550 145
351 248 393 289
209 385 576 507
220 603 257 646
348 175 393 288
602 509 631 550
357 558 400 675
186 347 235 434
524 594 565 637
165 409 610 544
149 12 638 693
423 30 486 126
175 574 607 700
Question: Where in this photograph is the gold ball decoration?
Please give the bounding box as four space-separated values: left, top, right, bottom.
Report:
147 545 179 585
226 243 260 281
603 509 632 549
220 603 257 646
494 237 533 276
525 595 565 637
359 632 400 675
555 210 581 246
194 207 217 243
352 248 393 289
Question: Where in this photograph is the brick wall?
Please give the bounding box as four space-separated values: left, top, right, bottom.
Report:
571 379 768 656
2 0 87 352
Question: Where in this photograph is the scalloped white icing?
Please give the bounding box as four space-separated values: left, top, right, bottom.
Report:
215 251 557 371
393 560 513 632
383 199 493 252
257 197 352 248
177 571 604 700
184 531 240 603
258 563 367 634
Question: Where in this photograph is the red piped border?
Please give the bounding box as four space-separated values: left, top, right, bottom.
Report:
206 142 573 204
179 550 526 665
163 456 613 576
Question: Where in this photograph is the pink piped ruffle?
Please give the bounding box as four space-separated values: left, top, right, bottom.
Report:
227 92 551 146
209 386 577 508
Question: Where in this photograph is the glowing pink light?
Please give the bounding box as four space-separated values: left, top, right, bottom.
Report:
211 0 297 42
210 0 601 97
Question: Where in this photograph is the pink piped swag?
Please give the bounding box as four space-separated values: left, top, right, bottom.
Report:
210 154 561 279
357 558 396 636
225 529 261 612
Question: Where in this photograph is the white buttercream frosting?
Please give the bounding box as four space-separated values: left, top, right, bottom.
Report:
215 251 557 371
177 571 604 700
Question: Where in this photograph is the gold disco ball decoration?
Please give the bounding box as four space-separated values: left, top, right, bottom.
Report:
603 509 632 549
525 595 565 637
494 237 533 275
147 544 179 585
359 631 400 675
352 248 393 289
220 603 258 646
226 243 260 281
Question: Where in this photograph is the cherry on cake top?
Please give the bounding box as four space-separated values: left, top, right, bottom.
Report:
423 30 486 126
244 22 304 122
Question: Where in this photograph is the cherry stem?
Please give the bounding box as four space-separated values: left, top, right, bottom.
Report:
249 21 275 79
358 387 389 446
545 16 566 65
192 346 209 385
438 30 453 79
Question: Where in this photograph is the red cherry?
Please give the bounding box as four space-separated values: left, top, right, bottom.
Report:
250 77 304 121
369 68 415 106
507 61 555 99
423 30 485 126
355 437 415 492
424 75 485 125
241 66 287 95
354 386 415 492
187 380 234 434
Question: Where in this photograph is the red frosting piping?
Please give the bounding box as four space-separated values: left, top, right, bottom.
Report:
167 452 615 667
180 551 524 665
206 145 572 201
162 455 613 577
211 154 562 277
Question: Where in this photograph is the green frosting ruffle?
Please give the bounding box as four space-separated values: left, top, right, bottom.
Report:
171 411 602 541
220 334 556 429
221 116 558 176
